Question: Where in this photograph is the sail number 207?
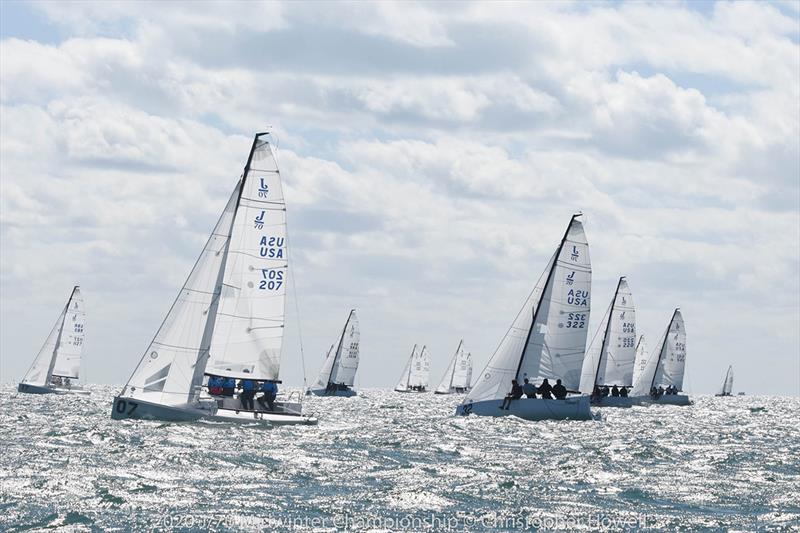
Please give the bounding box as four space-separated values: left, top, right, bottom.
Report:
259 269 284 291
565 313 586 328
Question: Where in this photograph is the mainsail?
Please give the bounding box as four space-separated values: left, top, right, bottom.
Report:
120 133 287 407
312 310 360 390
579 277 636 392
21 286 86 386
435 340 472 393
466 215 591 403
631 309 686 396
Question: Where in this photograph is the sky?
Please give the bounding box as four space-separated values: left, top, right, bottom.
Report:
0 0 798 395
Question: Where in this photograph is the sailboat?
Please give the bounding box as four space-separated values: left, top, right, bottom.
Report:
715 366 734 397
111 132 316 425
394 344 430 392
308 309 360 397
434 340 472 394
18 286 90 395
630 308 690 406
456 215 593 421
578 277 636 407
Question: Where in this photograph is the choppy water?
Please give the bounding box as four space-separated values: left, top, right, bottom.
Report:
0 386 798 532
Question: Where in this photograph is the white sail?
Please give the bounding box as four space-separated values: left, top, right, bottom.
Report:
21 305 68 386
631 309 686 395
409 345 431 388
207 137 286 380
122 185 240 406
467 216 591 403
311 344 336 391
579 278 635 392
719 366 734 395
52 287 86 379
395 345 418 391
21 286 84 386
330 310 360 386
435 340 472 393
631 335 648 389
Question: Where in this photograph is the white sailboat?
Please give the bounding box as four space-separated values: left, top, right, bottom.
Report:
394 344 430 392
111 132 316 425
579 276 636 407
715 365 734 397
630 308 690 406
18 286 90 395
308 309 360 397
434 340 472 394
456 215 593 421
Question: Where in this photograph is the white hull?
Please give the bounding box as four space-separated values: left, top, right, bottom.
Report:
591 395 632 408
434 389 469 395
17 383 91 395
111 396 317 425
456 395 592 421
631 394 691 406
307 388 357 397
395 388 428 393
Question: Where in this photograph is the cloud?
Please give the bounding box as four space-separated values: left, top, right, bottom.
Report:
0 1 798 394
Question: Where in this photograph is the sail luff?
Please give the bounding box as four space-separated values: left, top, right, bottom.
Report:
514 215 580 381
449 340 463 390
45 286 77 385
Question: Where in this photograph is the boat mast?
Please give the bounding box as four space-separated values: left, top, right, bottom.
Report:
649 308 680 391
515 214 581 382
187 133 265 400
327 310 354 386
592 276 624 389
45 285 79 385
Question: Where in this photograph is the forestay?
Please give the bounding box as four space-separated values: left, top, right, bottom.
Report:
466 215 591 404
579 277 635 392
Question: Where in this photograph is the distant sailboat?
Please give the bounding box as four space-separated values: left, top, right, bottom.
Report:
18 286 90 395
395 344 430 392
308 309 360 397
434 340 472 394
456 215 593 421
579 277 636 407
715 366 734 397
630 308 690 406
111 132 316 425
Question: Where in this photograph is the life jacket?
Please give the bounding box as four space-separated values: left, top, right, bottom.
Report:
242 380 255 391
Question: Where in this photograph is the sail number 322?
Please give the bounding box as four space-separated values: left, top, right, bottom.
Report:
565 313 586 328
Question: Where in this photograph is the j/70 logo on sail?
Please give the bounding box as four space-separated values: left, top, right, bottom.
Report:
254 211 265 229
258 178 269 198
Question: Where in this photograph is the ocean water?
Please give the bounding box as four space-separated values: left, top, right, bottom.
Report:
0 386 798 532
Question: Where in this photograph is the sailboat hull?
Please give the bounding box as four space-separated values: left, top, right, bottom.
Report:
307 388 357 397
456 395 592 421
111 396 318 425
17 383 91 395
590 396 632 408
394 389 428 393
630 394 692 406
